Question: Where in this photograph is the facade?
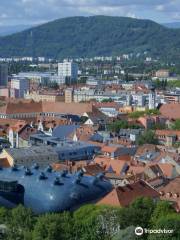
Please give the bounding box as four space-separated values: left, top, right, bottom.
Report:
65 88 73 103
0 64 8 87
49 74 66 85
149 88 156 110
58 60 78 84
0 88 9 98
155 69 170 78
25 91 62 102
10 78 30 98
137 94 146 107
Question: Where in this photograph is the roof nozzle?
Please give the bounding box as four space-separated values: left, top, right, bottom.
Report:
46 165 52 173
60 170 68 177
25 168 33 176
53 177 63 185
32 163 39 170
39 172 47 180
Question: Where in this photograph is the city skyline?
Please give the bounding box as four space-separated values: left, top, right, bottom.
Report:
0 0 180 26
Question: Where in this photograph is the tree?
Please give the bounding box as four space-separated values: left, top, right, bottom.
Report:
107 119 141 132
0 207 10 224
172 119 180 130
108 120 129 132
148 214 180 240
129 111 145 119
129 197 155 228
73 204 105 240
32 212 73 240
112 226 138 240
73 204 122 240
137 130 158 145
101 98 113 103
150 201 174 226
6 205 35 240
151 123 166 130
129 109 160 119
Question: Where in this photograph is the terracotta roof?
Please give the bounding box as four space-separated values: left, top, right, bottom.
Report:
155 130 180 137
98 180 159 207
158 163 176 178
160 103 180 120
144 164 164 177
0 101 43 114
18 125 38 141
94 156 129 175
81 164 105 176
101 146 119 153
42 102 93 115
159 177 180 194
93 102 119 110
0 101 94 116
0 118 27 127
159 177 180 212
135 144 157 156
127 164 146 175
52 163 69 171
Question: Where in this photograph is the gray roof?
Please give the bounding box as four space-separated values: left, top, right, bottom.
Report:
52 125 79 139
6 146 58 160
4 146 59 168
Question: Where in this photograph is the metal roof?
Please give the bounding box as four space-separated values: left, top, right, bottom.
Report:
0 165 112 214
52 125 80 139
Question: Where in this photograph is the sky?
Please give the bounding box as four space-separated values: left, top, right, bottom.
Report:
0 0 180 26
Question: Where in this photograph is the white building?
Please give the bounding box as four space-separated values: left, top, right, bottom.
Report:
137 94 146 107
58 60 78 84
10 78 30 98
149 90 156 110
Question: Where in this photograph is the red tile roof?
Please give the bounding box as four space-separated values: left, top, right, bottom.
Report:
0 100 95 116
159 177 180 212
160 103 180 120
98 180 159 207
155 130 180 137
101 146 119 154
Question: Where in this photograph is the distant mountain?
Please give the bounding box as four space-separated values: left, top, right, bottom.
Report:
163 22 180 29
0 16 180 60
0 25 32 36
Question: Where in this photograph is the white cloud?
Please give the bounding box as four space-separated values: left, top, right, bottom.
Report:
156 5 165 11
0 0 179 25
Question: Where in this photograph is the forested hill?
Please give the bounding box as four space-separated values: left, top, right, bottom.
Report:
0 15 180 60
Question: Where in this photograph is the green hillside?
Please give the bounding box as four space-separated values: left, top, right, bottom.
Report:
0 15 180 60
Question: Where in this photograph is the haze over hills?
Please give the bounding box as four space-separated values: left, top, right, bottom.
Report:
0 16 180 60
163 22 180 29
0 25 32 36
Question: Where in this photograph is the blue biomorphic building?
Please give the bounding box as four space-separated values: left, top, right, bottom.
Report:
0 165 112 214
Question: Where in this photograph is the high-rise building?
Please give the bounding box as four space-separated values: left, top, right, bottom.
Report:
0 64 8 87
149 88 156 110
137 94 146 107
58 60 78 85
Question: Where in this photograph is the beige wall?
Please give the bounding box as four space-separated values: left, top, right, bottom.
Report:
0 149 14 166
